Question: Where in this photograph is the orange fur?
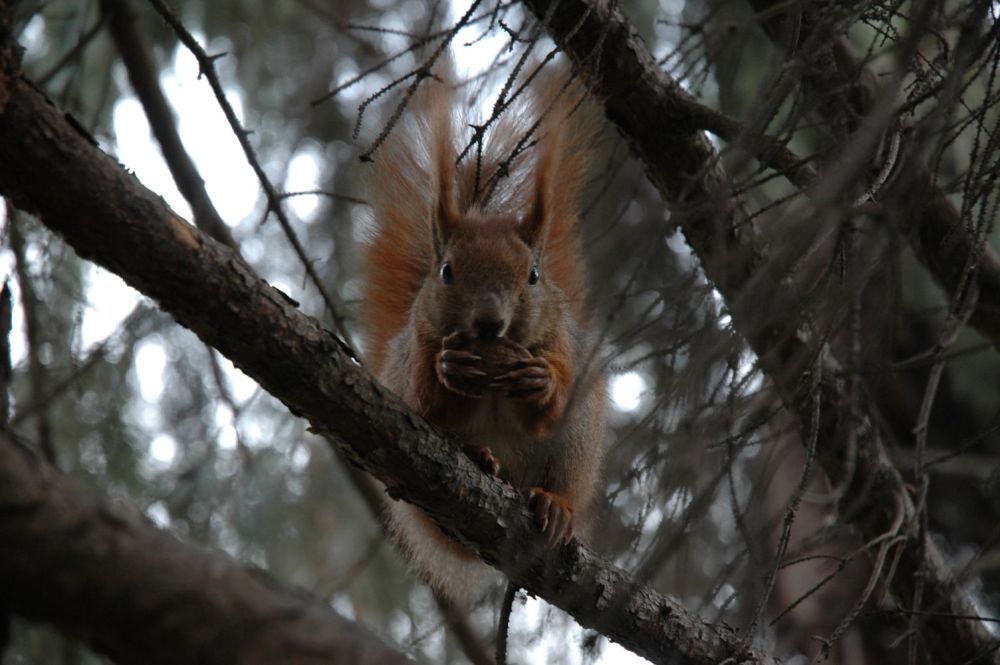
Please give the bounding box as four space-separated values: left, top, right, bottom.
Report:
361 60 606 603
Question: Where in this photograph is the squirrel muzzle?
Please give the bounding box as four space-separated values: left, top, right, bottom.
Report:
471 292 507 339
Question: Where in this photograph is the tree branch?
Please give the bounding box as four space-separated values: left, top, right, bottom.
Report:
0 23 773 665
0 434 415 665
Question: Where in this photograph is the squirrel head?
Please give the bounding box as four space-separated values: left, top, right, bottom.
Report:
363 65 593 373
418 196 554 345
409 78 572 347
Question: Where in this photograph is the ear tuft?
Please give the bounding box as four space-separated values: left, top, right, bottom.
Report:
429 72 458 259
519 184 548 251
433 186 459 257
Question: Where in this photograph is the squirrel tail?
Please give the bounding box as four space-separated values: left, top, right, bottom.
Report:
363 62 599 369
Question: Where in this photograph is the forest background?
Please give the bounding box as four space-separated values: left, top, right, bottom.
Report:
1 0 999 664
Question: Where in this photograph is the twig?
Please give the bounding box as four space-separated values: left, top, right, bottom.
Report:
812 494 906 664
36 15 107 86
9 303 154 429
205 348 253 466
743 362 821 645
0 276 11 429
7 208 54 464
278 189 370 206
356 0 483 161
770 527 906 627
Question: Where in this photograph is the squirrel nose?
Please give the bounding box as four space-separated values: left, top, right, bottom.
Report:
474 315 505 340
472 293 505 339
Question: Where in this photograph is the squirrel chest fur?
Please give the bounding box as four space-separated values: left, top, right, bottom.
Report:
362 66 606 603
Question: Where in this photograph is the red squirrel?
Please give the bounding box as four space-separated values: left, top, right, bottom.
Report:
362 64 606 603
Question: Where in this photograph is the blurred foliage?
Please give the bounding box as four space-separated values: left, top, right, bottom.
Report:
3 1 1000 664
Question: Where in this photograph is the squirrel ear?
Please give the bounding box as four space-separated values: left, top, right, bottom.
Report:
520 121 561 251
428 74 458 260
431 121 458 258
519 186 549 252
432 180 459 259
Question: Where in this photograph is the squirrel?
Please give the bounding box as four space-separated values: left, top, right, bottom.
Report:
362 63 606 605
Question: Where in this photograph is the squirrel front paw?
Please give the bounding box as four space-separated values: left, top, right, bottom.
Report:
528 488 574 545
437 331 488 397
487 339 554 404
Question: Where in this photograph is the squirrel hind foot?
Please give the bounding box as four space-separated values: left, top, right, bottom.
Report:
464 444 501 477
528 488 574 546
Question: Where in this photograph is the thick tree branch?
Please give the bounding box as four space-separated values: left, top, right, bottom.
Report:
0 435 414 665
0 30 773 665
518 0 998 662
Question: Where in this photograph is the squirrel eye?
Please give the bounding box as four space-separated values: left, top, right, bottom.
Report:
528 265 539 286
439 262 454 285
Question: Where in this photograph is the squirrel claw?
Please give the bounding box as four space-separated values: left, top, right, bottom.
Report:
489 363 552 401
439 348 482 364
438 347 487 397
441 362 486 379
528 488 574 545
493 365 549 382
464 445 500 476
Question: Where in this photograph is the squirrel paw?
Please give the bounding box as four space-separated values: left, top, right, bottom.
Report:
488 341 553 403
437 332 487 397
528 488 574 546
464 444 500 476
